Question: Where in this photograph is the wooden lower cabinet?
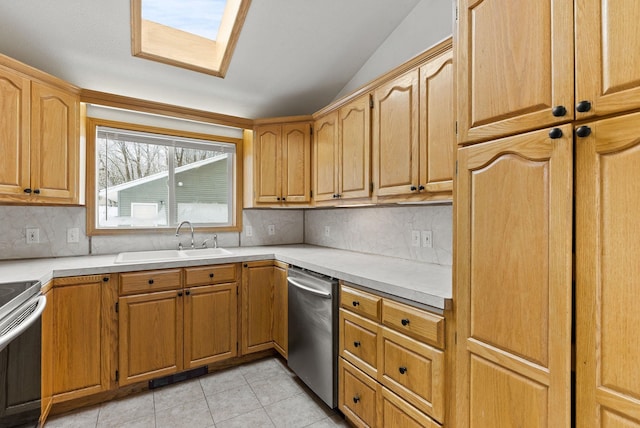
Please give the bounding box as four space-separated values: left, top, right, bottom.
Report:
40 284 53 424
49 275 116 402
339 283 445 427
241 261 274 354
272 261 288 358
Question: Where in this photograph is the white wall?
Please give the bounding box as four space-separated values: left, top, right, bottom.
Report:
335 0 453 99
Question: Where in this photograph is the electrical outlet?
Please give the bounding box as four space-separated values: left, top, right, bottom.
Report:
411 230 420 247
67 228 80 243
26 228 39 244
422 230 433 248
245 225 253 237
268 224 275 236
324 226 330 237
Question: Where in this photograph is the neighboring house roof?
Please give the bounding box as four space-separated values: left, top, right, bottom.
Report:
99 153 228 203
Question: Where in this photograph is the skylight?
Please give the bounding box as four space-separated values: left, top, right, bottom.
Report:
131 0 251 77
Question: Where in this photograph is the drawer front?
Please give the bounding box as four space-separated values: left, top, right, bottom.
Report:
340 309 379 378
184 264 237 286
382 299 444 348
339 358 379 428
119 269 182 295
380 386 441 428
341 284 381 321
380 327 445 423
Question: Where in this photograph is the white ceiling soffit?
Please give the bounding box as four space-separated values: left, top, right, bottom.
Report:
0 0 424 119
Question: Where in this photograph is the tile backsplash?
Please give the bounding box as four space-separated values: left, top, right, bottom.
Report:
0 204 452 265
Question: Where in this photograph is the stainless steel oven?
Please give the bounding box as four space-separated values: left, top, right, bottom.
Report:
0 281 46 428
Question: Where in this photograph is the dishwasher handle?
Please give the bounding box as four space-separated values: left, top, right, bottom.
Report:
0 295 46 352
287 277 332 299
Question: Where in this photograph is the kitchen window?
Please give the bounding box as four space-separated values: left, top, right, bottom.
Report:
87 119 242 235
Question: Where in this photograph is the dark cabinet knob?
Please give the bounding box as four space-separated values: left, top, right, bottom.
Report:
353 341 361 348
353 396 360 404
282 197 286 201
352 301 359 307
209 273 214 278
33 189 40 194
548 128 563 139
401 318 410 326
552 105 567 117
185 290 191 296
102 277 109 282
418 185 425 191
148 279 154 285
277 197 281 201
178 291 183 297
576 100 592 113
410 186 417 191
576 126 592 138
24 188 32 194
243 263 248 268
399 366 408 375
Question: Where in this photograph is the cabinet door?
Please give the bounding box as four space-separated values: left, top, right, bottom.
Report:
339 95 371 200
0 66 30 200
372 70 419 197
576 113 640 427
419 49 454 194
456 125 573 427
40 286 53 424
281 123 311 203
30 82 78 203
50 275 115 401
118 290 183 385
241 261 274 354
254 124 282 203
272 262 288 358
314 112 339 202
184 283 237 368
576 1 640 119
456 0 574 144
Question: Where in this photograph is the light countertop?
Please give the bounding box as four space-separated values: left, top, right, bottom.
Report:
0 245 452 310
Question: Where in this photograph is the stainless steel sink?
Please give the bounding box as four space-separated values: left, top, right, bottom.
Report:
114 248 232 263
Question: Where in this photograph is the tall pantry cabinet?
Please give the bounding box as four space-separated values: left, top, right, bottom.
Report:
456 0 640 426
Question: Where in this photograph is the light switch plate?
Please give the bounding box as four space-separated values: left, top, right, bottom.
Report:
26 228 39 244
324 226 330 237
268 224 275 235
245 225 253 237
67 228 80 243
422 230 433 248
411 230 420 247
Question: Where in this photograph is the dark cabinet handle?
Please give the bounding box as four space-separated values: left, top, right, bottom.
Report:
353 396 360 404
209 273 214 278
576 126 592 138
552 105 567 117
243 263 248 268
399 366 408 375
148 279 154 285
418 185 425 191
401 318 410 326
352 301 359 307
178 291 183 297
33 189 40 194
548 128 563 139
410 185 417 191
102 277 109 282
185 290 191 296
353 341 361 348
576 100 592 113
24 188 32 194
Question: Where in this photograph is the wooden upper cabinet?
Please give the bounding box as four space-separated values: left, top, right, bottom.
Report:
313 112 339 202
419 49 454 194
372 69 420 197
254 121 311 205
338 95 371 200
575 1 640 119
575 112 640 427
456 0 574 144
456 125 573 427
0 66 30 199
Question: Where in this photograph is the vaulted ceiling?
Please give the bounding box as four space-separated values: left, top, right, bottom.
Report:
0 0 452 119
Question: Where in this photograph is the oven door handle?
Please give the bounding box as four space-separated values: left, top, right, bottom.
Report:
0 295 46 352
287 277 332 299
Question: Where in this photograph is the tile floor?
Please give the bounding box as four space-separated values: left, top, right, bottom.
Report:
45 357 349 428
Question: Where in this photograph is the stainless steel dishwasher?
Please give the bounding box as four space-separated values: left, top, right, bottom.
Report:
287 266 338 408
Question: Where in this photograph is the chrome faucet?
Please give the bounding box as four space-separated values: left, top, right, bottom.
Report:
175 221 194 250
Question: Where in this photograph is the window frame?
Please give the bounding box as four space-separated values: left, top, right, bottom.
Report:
86 117 243 236
130 0 251 77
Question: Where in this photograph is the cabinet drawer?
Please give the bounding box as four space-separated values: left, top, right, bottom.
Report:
341 284 381 321
380 386 441 428
339 358 379 428
379 327 445 423
382 299 444 348
340 309 379 379
119 269 182 295
184 264 237 286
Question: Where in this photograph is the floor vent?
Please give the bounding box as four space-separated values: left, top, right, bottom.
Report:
148 366 208 389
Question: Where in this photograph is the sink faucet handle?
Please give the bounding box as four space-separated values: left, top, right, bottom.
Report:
201 239 209 248
178 242 183 250
213 234 218 248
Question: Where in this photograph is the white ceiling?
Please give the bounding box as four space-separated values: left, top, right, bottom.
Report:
0 0 443 120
